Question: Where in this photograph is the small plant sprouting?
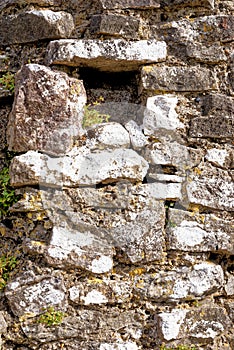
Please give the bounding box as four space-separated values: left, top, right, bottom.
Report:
0 166 20 219
38 306 65 326
82 96 111 128
0 255 18 290
0 72 15 93
167 220 177 228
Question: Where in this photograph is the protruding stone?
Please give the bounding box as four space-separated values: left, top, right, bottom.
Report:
7 64 86 156
10 148 149 187
186 164 234 211
124 120 149 150
141 66 217 92
90 14 140 39
47 39 167 72
144 95 184 132
5 273 67 317
205 148 232 168
167 209 234 254
0 10 74 45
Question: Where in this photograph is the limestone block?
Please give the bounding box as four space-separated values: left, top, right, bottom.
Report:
0 0 61 11
205 148 232 168
134 262 224 301
47 39 167 72
141 66 217 92
86 123 130 149
0 312 7 334
190 116 233 138
10 148 149 187
7 64 86 156
144 95 184 132
186 164 234 211
90 14 140 39
0 10 74 45
0 106 10 151
39 340 139 350
124 120 149 150
164 0 214 8
186 42 227 63
45 223 114 274
140 182 182 201
167 209 234 254
224 274 234 296
201 94 234 116
155 305 231 342
98 0 160 9
5 273 67 317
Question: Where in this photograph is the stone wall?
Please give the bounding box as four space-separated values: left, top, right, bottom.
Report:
0 0 233 349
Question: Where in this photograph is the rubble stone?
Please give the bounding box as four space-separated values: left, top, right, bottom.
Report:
47 39 167 72
7 64 86 155
0 10 74 45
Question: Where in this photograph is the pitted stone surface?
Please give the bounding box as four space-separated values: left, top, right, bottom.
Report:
47 39 167 71
167 209 234 254
0 10 74 45
7 64 86 155
141 66 217 92
98 0 160 9
190 116 234 138
10 148 149 187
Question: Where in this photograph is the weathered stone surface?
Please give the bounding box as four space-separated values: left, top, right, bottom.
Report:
225 274 234 296
47 39 167 72
0 312 7 333
134 262 224 301
186 164 234 211
86 123 130 149
10 148 149 187
190 116 233 138
124 120 149 150
98 0 160 9
167 209 234 254
144 95 184 132
39 340 139 350
7 64 86 156
90 14 140 39
201 94 234 116
140 182 182 200
0 10 74 45
155 305 231 342
5 272 67 317
21 309 145 343
205 147 233 168
162 0 214 9
0 0 61 11
141 66 217 92
0 106 10 151
45 222 114 273
186 42 227 63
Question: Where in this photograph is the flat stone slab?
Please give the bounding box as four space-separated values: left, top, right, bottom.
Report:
0 10 74 45
98 0 160 9
47 39 167 72
189 115 234 138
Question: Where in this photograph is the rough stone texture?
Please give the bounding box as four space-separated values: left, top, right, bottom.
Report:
98 0 160 9
201 94 234 117
89 14 140 39
0 0 61 10
225 274 234 296
205 147 233 168
124 120 149 150
0 105 10 151
144 95 184 132
162 0 214 9
190 116 234 138
5 272 67 317
10 148 149 187
186 164 234 211
0 10 74 45
134 262 224 302
39 340 139 350
47 39 167 72
167 209 234 254
186 42 227 63
155 305 231 342
7 64 86 155
20 309 145 343
141 66 217 92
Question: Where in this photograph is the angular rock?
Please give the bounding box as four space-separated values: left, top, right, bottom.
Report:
162 0 214 8
167 209 234 254
0 0 61 11
47 39 167 72
141 66 217 92
155 305 231 342
225 274 234 296
0 312 7 333
39 340 139 350
90 14 140 39
5 273 67 317
140 182 182 201
190 116 233 138
86 123 130 149
186 164 234 211
45 222 114 274
205 148 232 168
7 64 86 156
144 95 184 132
201 94 234 117
186 42 227 63
10 148 149 187
98 0 160 9
21 309 144 343
134 262 224 302
124 120 149 150
0 10 74 45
